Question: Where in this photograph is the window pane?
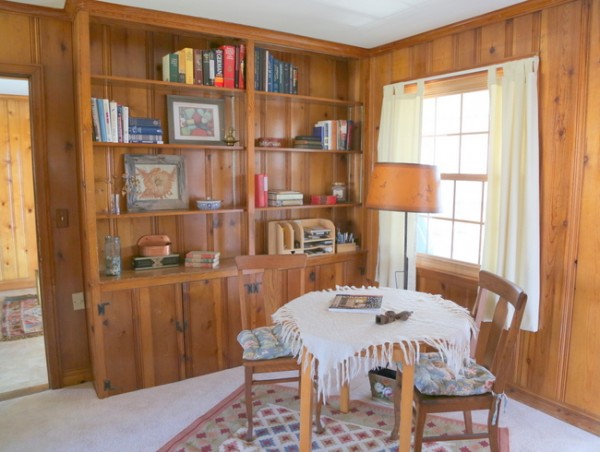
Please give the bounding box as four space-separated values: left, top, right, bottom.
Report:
460 133 488 174
434 135 459 173
421 136 435 165
422 98 436 135
453 222 481 264
462 90 489 133
454 181 482 222
435 94 461 134
416 216 429 254
436 179 454 219
427 218 452 259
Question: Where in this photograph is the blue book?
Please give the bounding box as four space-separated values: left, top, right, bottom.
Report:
128 125 163 134
128 117 161 127
96 98 108 142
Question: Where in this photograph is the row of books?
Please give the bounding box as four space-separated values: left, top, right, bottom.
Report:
162 45 246 89
268 189 303 207
313 119 354 150
184 250 220 269
91 98 164 144
254 48 298 94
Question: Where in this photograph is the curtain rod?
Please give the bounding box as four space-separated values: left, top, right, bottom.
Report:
389 55 539 88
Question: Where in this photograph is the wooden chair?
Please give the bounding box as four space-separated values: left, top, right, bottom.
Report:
391 270 527 452
235 254 309 441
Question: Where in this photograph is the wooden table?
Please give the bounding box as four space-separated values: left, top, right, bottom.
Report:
272 286 474 452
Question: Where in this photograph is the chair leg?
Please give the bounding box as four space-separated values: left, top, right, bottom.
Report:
488 401 502 452
389 368 402 441
244 366 254 442
463 410 473 434
413 405 427 452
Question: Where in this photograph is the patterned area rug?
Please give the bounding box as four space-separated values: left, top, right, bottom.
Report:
1 294 43 341
160 384 509 452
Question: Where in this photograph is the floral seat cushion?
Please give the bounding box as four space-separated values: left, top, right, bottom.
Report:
414 352 496 396
236 323 294 360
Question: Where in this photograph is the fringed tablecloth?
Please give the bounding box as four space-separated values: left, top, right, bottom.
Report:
272 285 476 400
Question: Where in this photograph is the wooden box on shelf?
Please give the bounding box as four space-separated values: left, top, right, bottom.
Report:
268 218 335 256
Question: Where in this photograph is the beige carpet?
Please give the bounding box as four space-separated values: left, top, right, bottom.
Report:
0 367 598 451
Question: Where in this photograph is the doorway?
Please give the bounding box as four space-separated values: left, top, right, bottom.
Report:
0 76 49 400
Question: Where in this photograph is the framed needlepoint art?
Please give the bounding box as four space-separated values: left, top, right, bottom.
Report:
167 95 225 145
123 154 188 212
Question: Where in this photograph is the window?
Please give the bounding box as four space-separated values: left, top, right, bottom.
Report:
417 81 489 265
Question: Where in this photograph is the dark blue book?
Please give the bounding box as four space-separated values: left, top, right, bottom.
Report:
128 125 163 134
128 117 161 127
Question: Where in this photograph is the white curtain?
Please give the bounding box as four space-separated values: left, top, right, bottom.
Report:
375 82 424 289
482 57 540 331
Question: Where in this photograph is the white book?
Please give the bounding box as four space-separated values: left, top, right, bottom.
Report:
122 106 129 143
109 100 119 143
101 98 112 142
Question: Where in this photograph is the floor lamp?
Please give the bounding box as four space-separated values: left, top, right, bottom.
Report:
366 162 441 289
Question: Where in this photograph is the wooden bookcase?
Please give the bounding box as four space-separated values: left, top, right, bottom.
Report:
73 4 367 397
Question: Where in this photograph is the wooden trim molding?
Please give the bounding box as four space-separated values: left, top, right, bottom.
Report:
415 253 480 282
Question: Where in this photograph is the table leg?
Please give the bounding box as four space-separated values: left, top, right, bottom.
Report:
398 354 415 452
299 347 313 452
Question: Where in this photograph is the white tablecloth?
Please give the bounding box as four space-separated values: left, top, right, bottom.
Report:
272 285 476 400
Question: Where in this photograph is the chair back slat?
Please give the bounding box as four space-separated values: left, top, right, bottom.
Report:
236 254 308 331
473 270 527 392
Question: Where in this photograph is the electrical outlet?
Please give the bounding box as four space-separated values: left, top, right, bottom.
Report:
72 292 85 311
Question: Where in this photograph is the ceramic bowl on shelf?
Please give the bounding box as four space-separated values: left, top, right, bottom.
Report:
196 198 222 210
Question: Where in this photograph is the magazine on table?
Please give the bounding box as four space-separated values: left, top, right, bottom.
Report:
328 293 383 313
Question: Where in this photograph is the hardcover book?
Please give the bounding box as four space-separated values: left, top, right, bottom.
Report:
328 294 383 313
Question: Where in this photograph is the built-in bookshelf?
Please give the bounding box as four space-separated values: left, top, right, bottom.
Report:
73 7 366 398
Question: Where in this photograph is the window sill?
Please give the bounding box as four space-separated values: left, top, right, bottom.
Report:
415 253 480 282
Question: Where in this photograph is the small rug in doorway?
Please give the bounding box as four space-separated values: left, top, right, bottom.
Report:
1 294 43 341
160 384 509 451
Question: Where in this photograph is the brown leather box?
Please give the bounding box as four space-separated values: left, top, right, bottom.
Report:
137 234 171 257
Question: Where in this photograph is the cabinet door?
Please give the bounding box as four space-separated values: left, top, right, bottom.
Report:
183 278 226 377
137 284 185 388
97 289 139 396
306 261 341 291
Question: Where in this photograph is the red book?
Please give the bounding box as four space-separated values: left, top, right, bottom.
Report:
220 45 236 88
254 174 268 207
237 44 245 89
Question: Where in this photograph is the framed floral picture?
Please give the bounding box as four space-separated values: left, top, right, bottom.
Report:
167 95 225 145
123 154 188 212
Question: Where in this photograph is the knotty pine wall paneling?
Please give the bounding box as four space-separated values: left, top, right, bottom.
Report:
366 0 600 434
0 3 90 388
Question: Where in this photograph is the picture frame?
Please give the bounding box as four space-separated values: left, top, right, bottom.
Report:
167 95 226 145
124 154 188 212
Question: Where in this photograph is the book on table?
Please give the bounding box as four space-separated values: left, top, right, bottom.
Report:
328 294 383 313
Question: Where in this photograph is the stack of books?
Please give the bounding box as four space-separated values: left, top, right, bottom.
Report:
268 189 303 207
128 117 164 144
293 135 322 149
184 250 220 268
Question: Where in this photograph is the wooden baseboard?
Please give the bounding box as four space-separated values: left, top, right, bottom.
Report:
0 383 48 402
507 385 600 436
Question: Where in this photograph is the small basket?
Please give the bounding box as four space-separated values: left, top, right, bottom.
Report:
368 367 396 405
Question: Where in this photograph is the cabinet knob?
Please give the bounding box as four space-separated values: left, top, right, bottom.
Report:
309 271 316 282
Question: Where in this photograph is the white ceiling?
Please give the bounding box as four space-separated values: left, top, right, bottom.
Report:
10 0 526 48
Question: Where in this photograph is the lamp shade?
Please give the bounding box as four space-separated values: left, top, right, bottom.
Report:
365 162 441 213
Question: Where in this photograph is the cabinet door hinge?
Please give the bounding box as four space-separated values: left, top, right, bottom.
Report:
244 282 261 294
103 379 116 391
97 302 111 316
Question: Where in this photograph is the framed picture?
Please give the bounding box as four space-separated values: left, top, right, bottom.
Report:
124 154 188 212
167 95 225 145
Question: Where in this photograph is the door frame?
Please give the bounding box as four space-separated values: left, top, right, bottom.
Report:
0 63 60 389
